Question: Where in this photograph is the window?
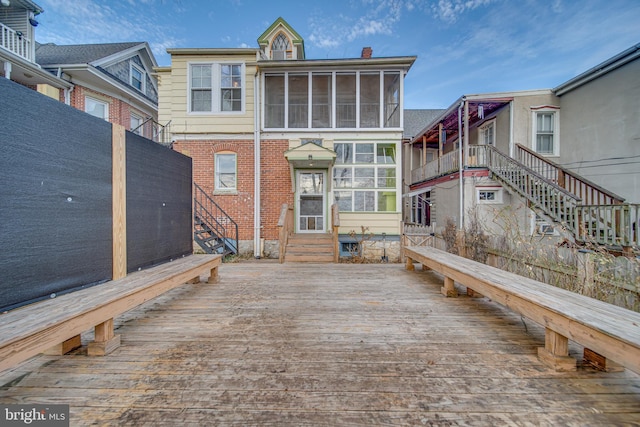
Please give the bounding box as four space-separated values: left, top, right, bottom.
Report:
220 64 242 111
130 114 143 135
85 96 108 120
265 74 285 127
130 63 145 92
263 70 403 129
191 64 212 112
360 73 380 128
189 63 244 113
477 187 503 204
532 108 559 156
271 33 290 60
336 73 356 128
288 74 308 127
215 153 237 191
384 72 400 127
333 142 397 212
479 121 495 145
312 73 331 128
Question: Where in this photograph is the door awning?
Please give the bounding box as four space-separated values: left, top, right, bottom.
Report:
284 143 337 169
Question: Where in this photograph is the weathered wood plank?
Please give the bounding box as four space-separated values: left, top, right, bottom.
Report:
404 246 640 373
1 263 639 425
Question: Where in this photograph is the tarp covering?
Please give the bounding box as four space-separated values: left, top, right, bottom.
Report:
126 133 193 272
0 78 113 311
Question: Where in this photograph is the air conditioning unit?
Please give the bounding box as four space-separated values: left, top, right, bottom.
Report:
537 222 556 235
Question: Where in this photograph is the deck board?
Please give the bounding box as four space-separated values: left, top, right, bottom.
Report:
1 262 639 425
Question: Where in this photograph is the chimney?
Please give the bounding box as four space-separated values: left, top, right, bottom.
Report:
361 47 372 59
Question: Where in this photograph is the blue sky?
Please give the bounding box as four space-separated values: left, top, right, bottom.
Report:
34 0 640 109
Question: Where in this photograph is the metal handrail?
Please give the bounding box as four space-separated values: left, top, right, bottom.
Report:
193 183 238 257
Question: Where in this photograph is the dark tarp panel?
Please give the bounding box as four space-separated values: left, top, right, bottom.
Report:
0 78 113 312
126 132 192 272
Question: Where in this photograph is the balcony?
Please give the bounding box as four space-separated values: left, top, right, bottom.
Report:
0 21 34 62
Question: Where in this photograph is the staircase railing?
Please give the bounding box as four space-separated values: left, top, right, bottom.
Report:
193 183 238 258
485 145 580 229
277 203 294 263
331 203 340 263
515 144 625 206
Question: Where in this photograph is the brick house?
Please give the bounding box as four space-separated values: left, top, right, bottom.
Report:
157 17 416 260
36 41 164 142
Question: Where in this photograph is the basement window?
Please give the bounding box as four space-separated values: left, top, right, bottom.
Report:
477 187 503 204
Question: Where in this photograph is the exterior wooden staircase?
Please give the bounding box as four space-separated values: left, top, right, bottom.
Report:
284 233 335 263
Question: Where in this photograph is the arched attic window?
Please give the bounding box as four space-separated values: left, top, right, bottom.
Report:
271 33 291 60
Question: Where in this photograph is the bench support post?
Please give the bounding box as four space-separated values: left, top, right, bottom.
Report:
405 257 415 271
88 318 121 356
43 334 82 356
537 328 576 371
441 276 458 298
208 265 219 284
583 348 624 372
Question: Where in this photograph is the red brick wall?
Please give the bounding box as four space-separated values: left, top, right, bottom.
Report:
261 140 294 239
173 139 293 243
68 86 152 136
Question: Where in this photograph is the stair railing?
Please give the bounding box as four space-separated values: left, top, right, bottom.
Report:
515 144 625 206
486 145 581 230
331 203 340 263
193 183 238 257
277 203 294 263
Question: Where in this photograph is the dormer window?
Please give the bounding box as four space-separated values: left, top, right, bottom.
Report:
271 33 290 60
130 63 145 92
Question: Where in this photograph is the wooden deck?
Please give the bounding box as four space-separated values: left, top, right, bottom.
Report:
1 262 639 425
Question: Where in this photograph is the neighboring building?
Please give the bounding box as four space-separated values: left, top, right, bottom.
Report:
36 41 164 141
405 43 640 251
0 0 71 95
157 17 416 260
1 1 164 141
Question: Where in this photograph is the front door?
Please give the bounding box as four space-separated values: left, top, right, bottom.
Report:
296 171 326 233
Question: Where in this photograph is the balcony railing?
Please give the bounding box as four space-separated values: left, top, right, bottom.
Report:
410 150 459 183
0 22 33 62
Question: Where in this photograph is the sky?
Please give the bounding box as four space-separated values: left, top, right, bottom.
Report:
33 0 640 109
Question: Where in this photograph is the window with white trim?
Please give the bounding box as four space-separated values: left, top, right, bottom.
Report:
476 187 503 204
478 120 495 145
85 96 108 121
130 63 145 92
130 113 143 135
190 63 244 113
333 142 397 212
215 153 237 192
532 108 560 156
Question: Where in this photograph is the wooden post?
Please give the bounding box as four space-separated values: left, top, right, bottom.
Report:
88 318 121 356
112 123 127 281
583 348 624 372
405 256 415 271
87 123 127 357
43 335 82 355
441 276 458 297
207 265 219 283
537 328 576 371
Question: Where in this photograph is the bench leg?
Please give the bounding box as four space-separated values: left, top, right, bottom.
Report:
441 276 458 298
187 276 201 284
43 334 82 355
88 318 121 356
583 348 624 372
466 287 483 298
406 257 415 271
207 265 219 284
537 328 576 371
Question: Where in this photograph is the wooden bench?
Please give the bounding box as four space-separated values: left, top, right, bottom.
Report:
404 246 640 374
0 254 221 373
